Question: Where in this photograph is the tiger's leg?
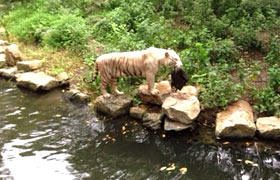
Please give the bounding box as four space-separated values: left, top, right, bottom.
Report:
110 78 124 95
146 72 159 95
100 77 111 98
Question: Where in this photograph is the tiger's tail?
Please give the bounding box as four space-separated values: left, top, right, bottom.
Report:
84 63 99 83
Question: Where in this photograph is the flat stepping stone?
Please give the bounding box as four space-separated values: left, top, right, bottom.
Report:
94 95 131 118
0 67 18 79
16 72 59 91
256 116 280 140
17 60 43 72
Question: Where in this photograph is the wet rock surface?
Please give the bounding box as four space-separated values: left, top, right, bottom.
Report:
129 104 149 120
164 118 194 131
256 116 280 140
0 67 18 79
142 106 164 130
138 81 171 105
16 72 59 91
94 95 132 118
64 89 90 104
215 100 256 139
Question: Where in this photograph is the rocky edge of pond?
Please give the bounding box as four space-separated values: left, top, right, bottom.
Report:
0 39 280 141
0 39 90 104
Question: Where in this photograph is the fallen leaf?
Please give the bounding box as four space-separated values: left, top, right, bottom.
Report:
162 134 166 138
245 142 251 146
166 163 176 171
179 167 187 174
245 160 254 165
160 166 167 171
237 159 242 162
252 163 259 167
222 141 230 145
122 126 126 131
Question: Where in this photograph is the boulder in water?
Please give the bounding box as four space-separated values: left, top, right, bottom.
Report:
94 95 132 118
164 117 194 131
256 116 280 140
64 89 90 104
16 72 59 91
0 67 18 79
129 104 149 120
142 106 164 130
162 93 200 125
215 100 256 139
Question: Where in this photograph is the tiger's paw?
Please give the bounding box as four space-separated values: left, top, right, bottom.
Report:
150 89 159 95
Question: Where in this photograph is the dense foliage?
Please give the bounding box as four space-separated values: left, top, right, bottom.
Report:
1 0 280 115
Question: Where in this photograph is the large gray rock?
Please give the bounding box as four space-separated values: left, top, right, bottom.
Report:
164 118 194 131
0 67 18 79
17 60 43 72
162 93 200 125
129 104 149 120
5 44 21 66
256 116 280 140
0 54 5 68
215 100 256 139
16 72 59 91
64 89 90 104
142 107 164 130
94 95 131 118
138 81 171 105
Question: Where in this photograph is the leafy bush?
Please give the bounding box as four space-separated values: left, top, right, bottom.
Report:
252 87 280 116
7 11 58 43
43 14 89 50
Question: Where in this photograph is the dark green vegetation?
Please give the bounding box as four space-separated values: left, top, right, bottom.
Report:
1 0 280 115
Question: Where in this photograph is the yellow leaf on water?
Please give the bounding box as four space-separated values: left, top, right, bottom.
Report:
166 163 176 171
179 167 188 174
160 166 167 171
237 159 242 162
245 160 254 165
253 163 259 167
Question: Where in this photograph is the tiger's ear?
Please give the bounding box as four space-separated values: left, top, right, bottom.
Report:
165 52 169 58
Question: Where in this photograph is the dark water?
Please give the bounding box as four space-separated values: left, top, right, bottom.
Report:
1 79 280 180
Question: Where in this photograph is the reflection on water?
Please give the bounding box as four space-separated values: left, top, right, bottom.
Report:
0 79 280 180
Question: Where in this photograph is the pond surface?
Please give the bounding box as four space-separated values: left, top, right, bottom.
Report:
0 79 280 180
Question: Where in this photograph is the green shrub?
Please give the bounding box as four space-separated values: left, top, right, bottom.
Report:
43 14 89 50
198 69 242 109
252 87 280 116
209 38 238 64
8 11 58 43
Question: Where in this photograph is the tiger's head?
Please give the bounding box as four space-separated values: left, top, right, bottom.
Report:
165 49 183 68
